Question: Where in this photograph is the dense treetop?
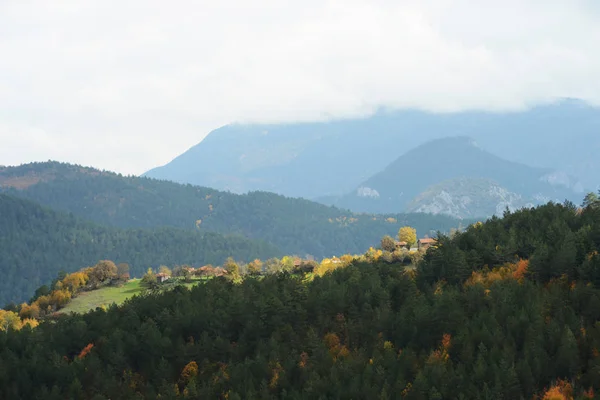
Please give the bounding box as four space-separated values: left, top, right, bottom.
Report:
0 195 599 398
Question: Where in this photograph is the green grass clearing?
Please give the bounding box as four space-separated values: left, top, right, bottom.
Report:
60 279 144 314
60 277 209 314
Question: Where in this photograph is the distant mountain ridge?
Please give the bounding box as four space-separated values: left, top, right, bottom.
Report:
329 137 582 218
144 99 598 202
0 162 466 259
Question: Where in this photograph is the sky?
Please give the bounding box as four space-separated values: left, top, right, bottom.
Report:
1 0 599 175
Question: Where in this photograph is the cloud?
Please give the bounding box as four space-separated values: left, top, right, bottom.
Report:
1 0 599 174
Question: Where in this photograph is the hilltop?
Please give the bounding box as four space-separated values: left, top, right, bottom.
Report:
0 161 465 258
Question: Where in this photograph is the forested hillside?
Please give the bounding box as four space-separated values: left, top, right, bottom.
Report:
0 162 465 257
1 195 599 398
0 194 280 305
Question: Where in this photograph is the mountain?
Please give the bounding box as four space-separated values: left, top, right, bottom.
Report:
405 177 529 218
329 137 581 217
144 99 598 199
0 162 465 259
0 193 281 305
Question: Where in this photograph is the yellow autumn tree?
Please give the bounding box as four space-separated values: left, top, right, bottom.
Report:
50 289 72 309
62 271 89 293
159 265 172 276
0 310 22 332
280 256 295 272
398 226 417 248
180 361 199 384
247 259 263 275
19 302 40 319
21 318 39 329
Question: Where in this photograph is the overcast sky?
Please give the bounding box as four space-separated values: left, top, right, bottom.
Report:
1 0 599 175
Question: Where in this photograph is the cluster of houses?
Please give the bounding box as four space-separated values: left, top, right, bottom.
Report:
396 237 437 252
155 265 229 283
152 242 437 284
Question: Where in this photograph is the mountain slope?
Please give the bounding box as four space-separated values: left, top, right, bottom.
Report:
144 99 598 199
2 202 600 399
331 137 581 217
405 177 532 218
0 162 465 259
0 193 281 305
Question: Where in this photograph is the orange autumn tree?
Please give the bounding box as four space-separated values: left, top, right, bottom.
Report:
542 379 573 400
427 333 451 365
77 343 94 360
465 259 530 287
512 258 529 281
324 332 349 361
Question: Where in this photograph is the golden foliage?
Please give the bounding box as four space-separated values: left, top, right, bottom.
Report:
365 247 384 263
269 361 283 389
50 289 72 308
180 361 199 384
385 217 397 223
324 332 340 349
21 318 39 329
542 379 573 400
465 259 530 288
0 310 22 332
19 302 40 319
159 265 172 275
247 258 263 275
62 272 89 292
324 332 349 361
314 256 348 277
398 226 417 247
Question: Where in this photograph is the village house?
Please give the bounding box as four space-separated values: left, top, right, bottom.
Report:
156 272 170 283
418 238 437 251
395 241 409 250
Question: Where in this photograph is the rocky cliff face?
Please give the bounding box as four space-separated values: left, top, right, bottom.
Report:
405 178 538 219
